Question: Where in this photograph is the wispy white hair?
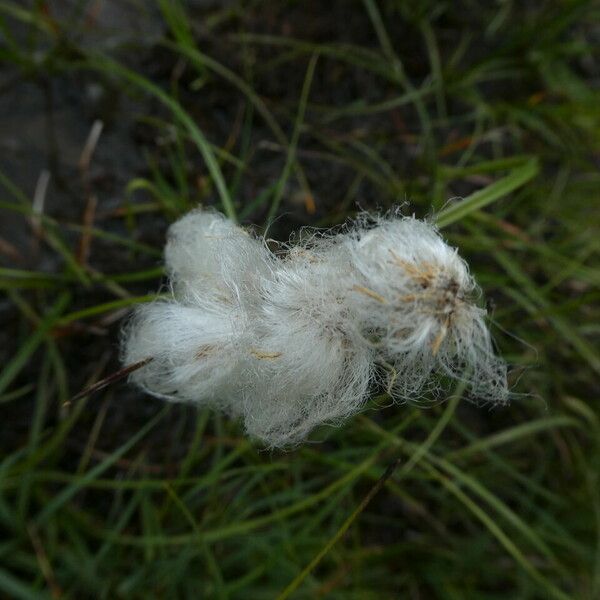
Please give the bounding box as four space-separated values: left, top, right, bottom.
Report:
122 208 508 447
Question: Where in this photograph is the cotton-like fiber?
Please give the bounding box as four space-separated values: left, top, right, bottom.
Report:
122 208 508 447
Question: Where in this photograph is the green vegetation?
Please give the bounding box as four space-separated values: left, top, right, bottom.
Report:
1 1 599 597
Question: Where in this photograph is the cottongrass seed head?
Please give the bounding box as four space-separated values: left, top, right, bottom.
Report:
122 208 508 448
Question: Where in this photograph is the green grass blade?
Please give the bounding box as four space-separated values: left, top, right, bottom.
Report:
0 293 70 397
0 566 49 600
436 158 539 227
277 459 399 599
87 55 237 222
35 408 168 526
267 52 318 222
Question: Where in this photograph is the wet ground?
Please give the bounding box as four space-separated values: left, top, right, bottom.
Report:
0 1 164 261
0 0 440 269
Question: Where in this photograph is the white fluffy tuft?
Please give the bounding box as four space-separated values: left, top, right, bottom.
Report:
122 208 508 447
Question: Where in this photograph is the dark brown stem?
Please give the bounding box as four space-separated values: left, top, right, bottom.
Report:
70 357 153 403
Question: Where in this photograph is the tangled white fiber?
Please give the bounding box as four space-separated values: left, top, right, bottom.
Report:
122 208 508 447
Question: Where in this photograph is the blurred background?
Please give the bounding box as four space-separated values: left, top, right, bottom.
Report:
1 1 599 598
